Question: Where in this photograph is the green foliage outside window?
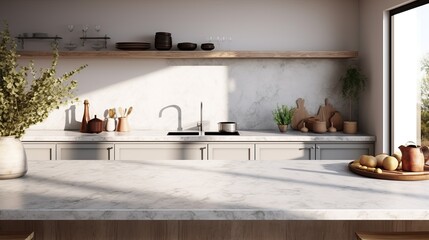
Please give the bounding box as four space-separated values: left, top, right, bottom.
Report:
421 54 429 145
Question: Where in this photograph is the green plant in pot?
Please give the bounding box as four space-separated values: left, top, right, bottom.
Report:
273 105 295 133
340 65 366 134
0 25 87 179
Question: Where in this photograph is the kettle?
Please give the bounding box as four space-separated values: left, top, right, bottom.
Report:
399 142 429 172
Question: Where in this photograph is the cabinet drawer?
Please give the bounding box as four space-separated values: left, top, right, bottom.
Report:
255 143 315 160
316 143 374 160
208 143 254 160
23 143 56 160
57 143 114 160
115 143 207 160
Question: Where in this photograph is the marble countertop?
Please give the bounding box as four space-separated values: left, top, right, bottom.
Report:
0 160 428 221
21 130 375 142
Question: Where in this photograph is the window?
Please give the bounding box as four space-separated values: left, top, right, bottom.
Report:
390 0 429 151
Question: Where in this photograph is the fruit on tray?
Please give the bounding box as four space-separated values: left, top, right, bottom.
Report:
359 155 377 168
382 156 399 171
353 153 403 173
375 153 388 167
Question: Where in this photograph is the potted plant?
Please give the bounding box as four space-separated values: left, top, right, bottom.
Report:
272 105 295 133
340 65 366 134
0 25 87 179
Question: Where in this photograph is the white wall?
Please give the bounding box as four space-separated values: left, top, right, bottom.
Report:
1 0 359 131
358 0 413 153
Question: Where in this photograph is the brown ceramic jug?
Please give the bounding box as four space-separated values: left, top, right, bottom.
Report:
399 142 429 172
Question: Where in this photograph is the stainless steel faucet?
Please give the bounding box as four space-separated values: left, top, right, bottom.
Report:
197 102 203 132
159 105 183 131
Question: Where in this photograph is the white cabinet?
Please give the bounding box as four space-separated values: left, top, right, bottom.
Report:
115 143 207 160
23 140 374 161
255 142 374 160
23 143 56 160
57 143 114 160
208 143 254 160
255 143 315 160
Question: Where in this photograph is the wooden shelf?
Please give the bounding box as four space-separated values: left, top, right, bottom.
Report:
17 50 358 59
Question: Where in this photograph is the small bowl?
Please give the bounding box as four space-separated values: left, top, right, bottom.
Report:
177 42 197 51
313 121 327 133
201 43 215 51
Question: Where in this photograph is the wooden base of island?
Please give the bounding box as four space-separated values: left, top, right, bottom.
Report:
2 220 429 240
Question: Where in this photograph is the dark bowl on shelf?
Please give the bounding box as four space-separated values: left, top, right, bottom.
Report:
177 42 197 51
201 43 215 51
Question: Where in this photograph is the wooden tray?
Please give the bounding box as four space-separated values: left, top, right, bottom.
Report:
348 162 429 181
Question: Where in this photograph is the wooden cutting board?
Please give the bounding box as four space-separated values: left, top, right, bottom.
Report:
329 111 343 131
316 98 336 128
291 98 310 130
348 162 429 181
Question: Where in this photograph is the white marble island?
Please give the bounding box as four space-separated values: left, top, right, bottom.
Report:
1 160 429 240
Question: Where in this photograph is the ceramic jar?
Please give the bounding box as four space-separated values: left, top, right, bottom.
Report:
87 115 103 133
0 136 27 179
106 118 116 132
117 117 129 132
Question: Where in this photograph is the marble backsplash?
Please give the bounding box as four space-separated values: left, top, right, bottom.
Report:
26 58 352 131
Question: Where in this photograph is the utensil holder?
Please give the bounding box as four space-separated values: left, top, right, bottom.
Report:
117 117 129 132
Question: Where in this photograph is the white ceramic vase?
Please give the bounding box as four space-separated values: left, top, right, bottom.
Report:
0 136 27 179
106 118 116 132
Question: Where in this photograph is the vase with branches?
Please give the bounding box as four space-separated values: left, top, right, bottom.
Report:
0 24 87 179
340 65 366 133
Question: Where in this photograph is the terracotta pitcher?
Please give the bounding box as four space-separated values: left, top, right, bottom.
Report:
399 142 429 172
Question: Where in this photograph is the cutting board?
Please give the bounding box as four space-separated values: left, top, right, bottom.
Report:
316 98 336 128
348 161 429 181
329 111 343 131
291 98 310 130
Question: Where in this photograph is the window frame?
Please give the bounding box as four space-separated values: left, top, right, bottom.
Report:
389 0 429 152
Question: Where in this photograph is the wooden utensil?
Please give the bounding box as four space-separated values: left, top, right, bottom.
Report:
118 107 124 117
108 108 115 118
126 106 133 117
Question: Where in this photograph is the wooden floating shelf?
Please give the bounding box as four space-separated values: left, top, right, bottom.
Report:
17 50 358 59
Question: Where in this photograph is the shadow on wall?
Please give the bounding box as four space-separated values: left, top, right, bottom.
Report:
64 105 81 130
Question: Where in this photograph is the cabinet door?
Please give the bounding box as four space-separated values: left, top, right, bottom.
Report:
23 143 56 160
316 143 374 160
208 143 254 160
57 143 114 160
115 143 207 160
255 143 316 160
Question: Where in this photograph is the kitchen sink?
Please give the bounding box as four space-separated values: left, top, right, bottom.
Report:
167 131 200 135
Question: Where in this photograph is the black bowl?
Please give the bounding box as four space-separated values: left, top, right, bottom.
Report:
177 42 197 51
201 43 215 51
